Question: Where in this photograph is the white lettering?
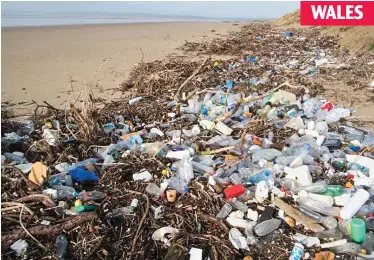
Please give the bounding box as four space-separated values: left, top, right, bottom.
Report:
326 6 337 19
311 5 327 19
337 6 345 19
355 5 363 19
346 5 355 19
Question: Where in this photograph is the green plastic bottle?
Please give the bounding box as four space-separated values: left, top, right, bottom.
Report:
323 185 343 197
350 218 366 243
74 205 95 213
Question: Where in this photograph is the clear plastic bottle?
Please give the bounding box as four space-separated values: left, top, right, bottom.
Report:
249 169 272 184
229 173 243 185
292 180 327 194
146 183 163 197
316 229 343 240
254 218 281 236
177 157 194 183
331 242 361 254
191 161 214 173
77 190 105 202
43 185 78 200
216 203 232 219
299 206 337 229
67 158 99 171
238 164 263 180
167 177 189 194
298 197 340 217
231 198 248 212
362 231 374 254
49 174 73 187
107 206 131 218
251 149 282 162
56 234 68 260
349 162 370 175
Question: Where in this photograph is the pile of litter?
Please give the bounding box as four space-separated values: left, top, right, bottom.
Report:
2 22 374 260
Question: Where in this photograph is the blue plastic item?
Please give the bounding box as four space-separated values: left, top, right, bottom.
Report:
69 168 99 183
248 169 272 184
349 146 360 152
226 80 233 89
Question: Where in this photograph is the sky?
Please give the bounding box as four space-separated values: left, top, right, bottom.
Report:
1 1 300 27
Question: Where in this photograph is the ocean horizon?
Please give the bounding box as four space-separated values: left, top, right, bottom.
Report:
1 10 257 28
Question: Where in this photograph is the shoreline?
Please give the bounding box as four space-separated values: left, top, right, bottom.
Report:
1 21 241 111
1 20 246 30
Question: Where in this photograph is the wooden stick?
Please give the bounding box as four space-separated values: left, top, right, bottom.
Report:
175 57 209 101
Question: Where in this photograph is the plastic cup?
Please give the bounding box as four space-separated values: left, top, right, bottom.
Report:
350 218 366 243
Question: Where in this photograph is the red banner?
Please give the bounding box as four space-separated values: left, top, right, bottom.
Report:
300 1 374 26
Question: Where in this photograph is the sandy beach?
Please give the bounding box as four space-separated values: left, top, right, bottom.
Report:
1 22 238 109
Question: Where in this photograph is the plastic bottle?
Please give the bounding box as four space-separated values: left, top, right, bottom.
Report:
74 204 95 213
248 169 272 184
3 153 28 164
252 149 282 163
49 174 73 187
238 164 263 180
130 198 139 212
167 177 189 194
192 161 214 174
298 197 340 217
323 185 343 197
349 162 370 175
340 189 370 219
67 158 99 171
316 229 343 240
299 206 337 229
289 242 304 260
216 203 232 219
231 198 248 212
292 181 327 194
357 203 374 218
107 207 131 218
146 183 163 197
177 157 194 183
331 242 361 254
56 234 68 260
77 190 105 202
275 155 314 166
254 218 281 236
299 190 334 206
362 231 374 254
43 186 78 200
229 173 243 185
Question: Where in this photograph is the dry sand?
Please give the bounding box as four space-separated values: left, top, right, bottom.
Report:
1 22 239 110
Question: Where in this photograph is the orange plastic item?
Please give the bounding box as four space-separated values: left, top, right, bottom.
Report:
253 138 262 146
120 131 140 140
345 182 353 188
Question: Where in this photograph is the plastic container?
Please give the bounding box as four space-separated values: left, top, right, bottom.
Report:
231 198 248 212
166 177 189 194
292 181 327 194
350 218 366 243
323 185 343 197
249 169 272 184
254 218 281 236
216 203 232 219
224 184 245 199
229 173 243 185
298 197 340 217
77 190 105 202
56 235 68 260
340 189 370 219
299 190 334 206
289 242 304 260
251 149 282 163
177 157 194 183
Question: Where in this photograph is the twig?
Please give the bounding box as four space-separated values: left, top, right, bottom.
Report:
19 205 46 250
5 166 40 190
175 57 209 101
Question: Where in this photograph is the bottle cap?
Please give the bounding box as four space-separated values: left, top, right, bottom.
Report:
183 187 189 193
73 191 78 197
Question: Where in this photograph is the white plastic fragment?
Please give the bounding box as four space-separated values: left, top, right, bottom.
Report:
133 170 153 181
320 239 347 249
40 220 51 226
152 227 179 246
247 208 259 221
189 247 203 260
215 121 233 136
150 128 164 137
293 233 320 248
10 239 28 255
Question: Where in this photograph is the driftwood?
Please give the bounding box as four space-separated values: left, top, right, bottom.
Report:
1 212 97 251
17 194 56 208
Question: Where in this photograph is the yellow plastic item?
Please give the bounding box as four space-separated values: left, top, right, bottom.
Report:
75 200 82 207
28 162 48 186
213 61 219 67
162 169 167 175
45 121 53 128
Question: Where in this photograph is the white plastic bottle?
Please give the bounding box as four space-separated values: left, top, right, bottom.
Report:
340 189 370 219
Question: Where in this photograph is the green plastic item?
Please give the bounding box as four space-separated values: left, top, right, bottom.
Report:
74 205 95 213
323 185 343 197
332 160 345 171
350 218 366 243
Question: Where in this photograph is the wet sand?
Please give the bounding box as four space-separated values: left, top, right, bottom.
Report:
1 22 239 108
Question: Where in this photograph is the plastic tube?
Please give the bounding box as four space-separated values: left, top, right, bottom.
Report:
340 189 370 219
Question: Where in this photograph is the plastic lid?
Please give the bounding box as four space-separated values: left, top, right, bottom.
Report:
73 191 78 197
183 187 189 193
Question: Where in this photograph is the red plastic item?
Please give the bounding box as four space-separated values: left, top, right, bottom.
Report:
321 102 333 111
224 184 245 199
347 174 355 179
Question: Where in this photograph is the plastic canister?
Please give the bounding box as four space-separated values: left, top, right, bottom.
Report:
340 189 370 219
350 218 366 243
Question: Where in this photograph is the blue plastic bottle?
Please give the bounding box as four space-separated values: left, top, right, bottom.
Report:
248 169 272 184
